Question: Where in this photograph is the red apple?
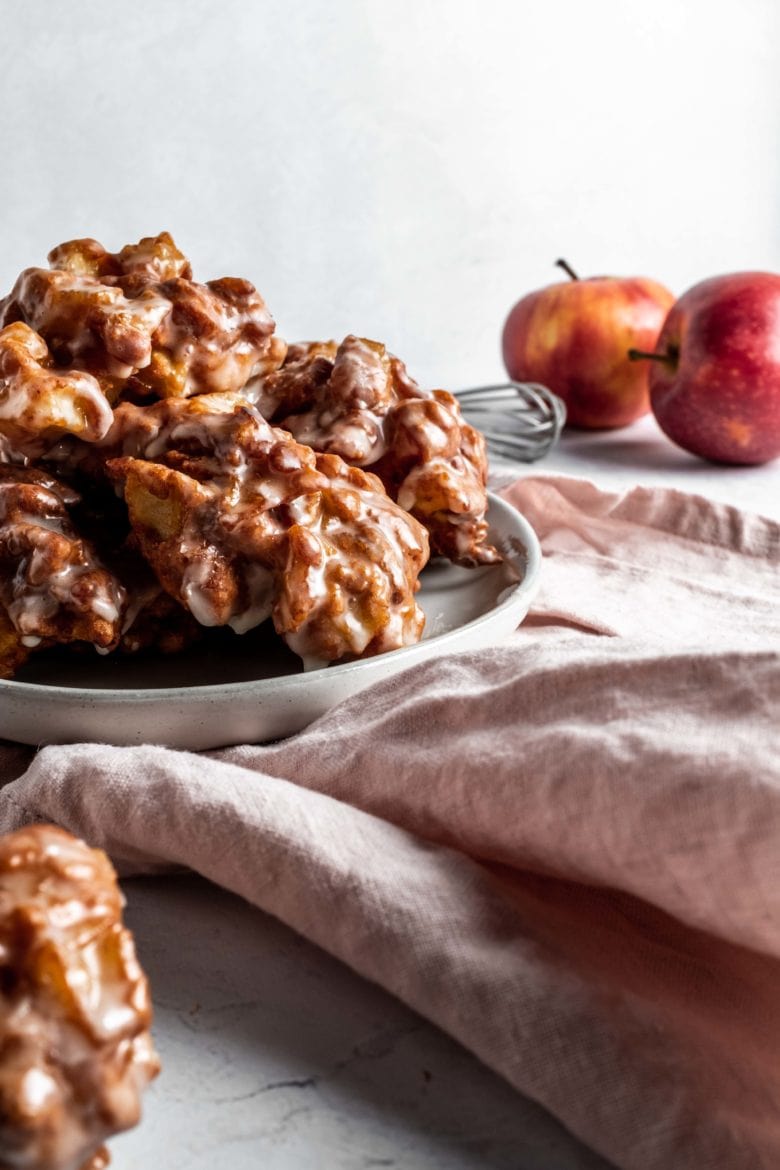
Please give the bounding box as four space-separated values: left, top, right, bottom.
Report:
502 261 675 428
630 272 780 465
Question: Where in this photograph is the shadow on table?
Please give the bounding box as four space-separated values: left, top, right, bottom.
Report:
556 428 764 480
118 873 614 1170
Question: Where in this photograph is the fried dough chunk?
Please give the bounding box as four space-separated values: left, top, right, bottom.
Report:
117 584 203 656
127 276 286 400
48 231 192 295
0 270 171 383
0 324 113 459
103 538 203 656
250 337 393 464
0 234 286 400
105 396 429 665
249 335 498 566
0 466 125 653
0 825 159 1170
0 604 28 679
373 391 495 566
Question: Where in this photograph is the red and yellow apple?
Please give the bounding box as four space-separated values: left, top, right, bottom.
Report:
502 261 675 429
630 271 780 465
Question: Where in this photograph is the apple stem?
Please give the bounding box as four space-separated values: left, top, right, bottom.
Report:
555 258 580 281
628 348 675 364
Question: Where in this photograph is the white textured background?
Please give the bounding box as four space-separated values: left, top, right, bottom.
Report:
0 0 777 388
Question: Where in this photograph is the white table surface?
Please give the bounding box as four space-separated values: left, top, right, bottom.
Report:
112 415 779 1170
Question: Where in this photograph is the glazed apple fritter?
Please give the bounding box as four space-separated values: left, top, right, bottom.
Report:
0 824 159 1170
248 334 498 566
0 465 125 666
0 235 286 403
103 394 429 665
0 323 113 459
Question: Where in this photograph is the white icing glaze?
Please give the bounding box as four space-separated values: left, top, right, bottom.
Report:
0 271 170 379
227 562 275 634
181 560 220 628
0 323 113 451
277 337 393 467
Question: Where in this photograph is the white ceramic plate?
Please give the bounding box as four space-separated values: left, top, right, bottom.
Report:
0 494 540 750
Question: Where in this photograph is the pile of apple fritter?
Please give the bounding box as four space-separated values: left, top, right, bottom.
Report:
0 233 497 680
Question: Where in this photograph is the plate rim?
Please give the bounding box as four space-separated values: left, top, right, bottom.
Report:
0 492 540 704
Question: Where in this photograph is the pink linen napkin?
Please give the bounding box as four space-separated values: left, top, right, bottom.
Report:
1 474 779 1170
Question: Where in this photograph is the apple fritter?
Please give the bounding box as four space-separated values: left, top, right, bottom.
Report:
0 234 287 402
373 390 496 566
47 231 192 295
105 395 429 665
250 339 338 422
47 390 244 486
248 335 498 566
0 269 171 384
0 824 159 1170
249 336 399 464
0 323 113 459
0 465 125 653
126 275 287 400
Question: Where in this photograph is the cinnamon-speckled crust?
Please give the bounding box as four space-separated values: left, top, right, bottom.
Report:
88 531 204 658
0 824 159 1170
0 465 125 652
0 323 114 459
52 390 246 485
248 336 394 464
248 335 498 566
105 394 429 665
0 462 198 669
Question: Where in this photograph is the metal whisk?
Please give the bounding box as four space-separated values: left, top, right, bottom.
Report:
455 381 566 463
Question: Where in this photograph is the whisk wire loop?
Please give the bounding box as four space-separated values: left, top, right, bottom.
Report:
455 381 566 462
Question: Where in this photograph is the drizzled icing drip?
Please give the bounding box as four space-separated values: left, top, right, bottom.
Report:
0 323 113 459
